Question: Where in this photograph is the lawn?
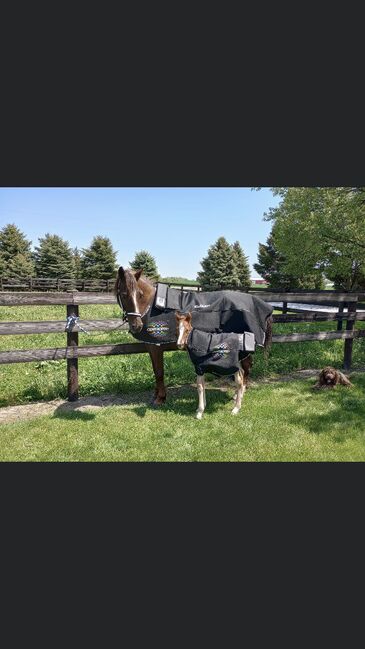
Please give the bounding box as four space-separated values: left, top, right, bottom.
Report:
1 374 365 461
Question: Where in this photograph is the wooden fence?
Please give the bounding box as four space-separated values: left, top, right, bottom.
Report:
0 277 202 293
0 290 364 402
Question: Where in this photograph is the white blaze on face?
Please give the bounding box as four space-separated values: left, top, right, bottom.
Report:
177 321 186 348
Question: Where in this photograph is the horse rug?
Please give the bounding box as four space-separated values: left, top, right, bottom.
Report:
131 283 273 348
186 329 254 377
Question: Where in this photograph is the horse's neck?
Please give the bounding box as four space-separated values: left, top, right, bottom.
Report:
139 277 156 309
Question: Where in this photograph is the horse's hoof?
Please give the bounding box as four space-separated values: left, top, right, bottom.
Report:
151 399 166 408
231 407 240 415
196 411 203 420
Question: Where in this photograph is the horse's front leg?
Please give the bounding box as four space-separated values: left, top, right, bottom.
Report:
196 375 206 420
146 344 166 406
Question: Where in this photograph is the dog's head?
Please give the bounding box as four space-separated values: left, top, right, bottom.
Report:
319 366 338 385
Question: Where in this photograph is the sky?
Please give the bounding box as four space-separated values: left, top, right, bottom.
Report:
0 188 281 279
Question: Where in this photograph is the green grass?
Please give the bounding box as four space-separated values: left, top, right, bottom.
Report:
1 374 365 461
0 304 365 407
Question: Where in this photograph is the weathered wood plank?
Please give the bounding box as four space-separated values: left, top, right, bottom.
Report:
271 330 365 344
250 291 359 303
0 319 129 335
1 330 364 365
0 292 117 306
0 342 178 364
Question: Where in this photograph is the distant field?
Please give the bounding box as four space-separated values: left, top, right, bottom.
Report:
0 303 364 408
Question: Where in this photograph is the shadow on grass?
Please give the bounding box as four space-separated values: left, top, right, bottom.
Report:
50 384 234 421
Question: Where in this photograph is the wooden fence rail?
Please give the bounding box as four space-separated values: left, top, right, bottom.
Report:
1 290 364 401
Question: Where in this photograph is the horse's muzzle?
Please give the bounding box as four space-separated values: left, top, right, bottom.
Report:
130 321 143 334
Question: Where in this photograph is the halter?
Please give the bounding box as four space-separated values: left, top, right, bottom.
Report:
116 286 156 323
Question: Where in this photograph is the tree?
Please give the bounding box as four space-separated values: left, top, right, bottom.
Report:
73 247 82 279
253 230 323 289
81 236 118 279
34 234 75 278
197 236 240 290
0 223 34 277
129 250 159 281
264 187 365 290
232 241 251 290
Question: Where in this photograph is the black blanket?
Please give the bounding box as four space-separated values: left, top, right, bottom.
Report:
131 284 273 348
187 329 254 377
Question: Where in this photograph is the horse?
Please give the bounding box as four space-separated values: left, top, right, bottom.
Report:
176 311 253 418
114 266 273 407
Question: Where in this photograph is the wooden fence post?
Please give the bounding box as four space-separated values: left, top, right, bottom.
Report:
343 300 357 371
282 301 288 314
337 303 344 331
66 303 79 401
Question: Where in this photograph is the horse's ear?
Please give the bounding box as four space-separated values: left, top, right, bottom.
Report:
134 268 143 281
118 266 125 278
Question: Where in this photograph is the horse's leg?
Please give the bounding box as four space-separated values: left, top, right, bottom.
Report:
231 355 252 413
231 371 244 415
146 344 166 406
196 375 206 420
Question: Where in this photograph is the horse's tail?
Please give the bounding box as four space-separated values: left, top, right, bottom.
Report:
263 315 273 360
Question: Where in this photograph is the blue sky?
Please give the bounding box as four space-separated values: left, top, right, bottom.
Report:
0 188 281 279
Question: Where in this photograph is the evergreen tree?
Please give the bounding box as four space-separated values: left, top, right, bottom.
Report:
254 232 324 289
197 237 240 290
0 223 34 277
73 247 82 279
34 234 75 278
129 250 159 280
232 241 251 290
81 236 118 279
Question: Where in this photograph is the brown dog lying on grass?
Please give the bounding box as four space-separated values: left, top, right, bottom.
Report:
313 366 353 389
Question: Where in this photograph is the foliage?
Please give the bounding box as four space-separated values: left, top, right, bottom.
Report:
232 241 251 290
197 237 241 290
161 277 199 286
254 229 324 289
81 236 118 280
33 233 75 278
0 223 34 278
265 187 365 290
129 250 159 280
73 247 82 279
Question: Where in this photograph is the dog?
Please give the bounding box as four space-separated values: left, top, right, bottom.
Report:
313 366 353 389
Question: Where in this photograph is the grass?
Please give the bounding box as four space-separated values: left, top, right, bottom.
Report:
1 374 365 461
0 303 365 408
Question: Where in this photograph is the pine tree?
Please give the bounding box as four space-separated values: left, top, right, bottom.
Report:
129 250 159 280
81 236 118 279
34 234 75 278
0 223 34 277
232 241 251 290
197 237 240 290
73 247 82 279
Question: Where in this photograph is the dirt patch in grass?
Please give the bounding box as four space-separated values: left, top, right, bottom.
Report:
1 367 364 426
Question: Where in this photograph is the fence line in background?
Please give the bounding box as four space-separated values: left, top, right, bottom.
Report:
1 290 364 401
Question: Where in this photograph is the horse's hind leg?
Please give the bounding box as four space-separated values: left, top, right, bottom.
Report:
232 371 244 415
232 355 252 414
146 344 166 406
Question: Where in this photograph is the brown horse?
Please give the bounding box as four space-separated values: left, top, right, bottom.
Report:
115 266 272 407
115 267 167 405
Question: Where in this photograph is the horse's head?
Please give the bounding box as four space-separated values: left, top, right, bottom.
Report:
176 311 192 349
115 266 154 334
